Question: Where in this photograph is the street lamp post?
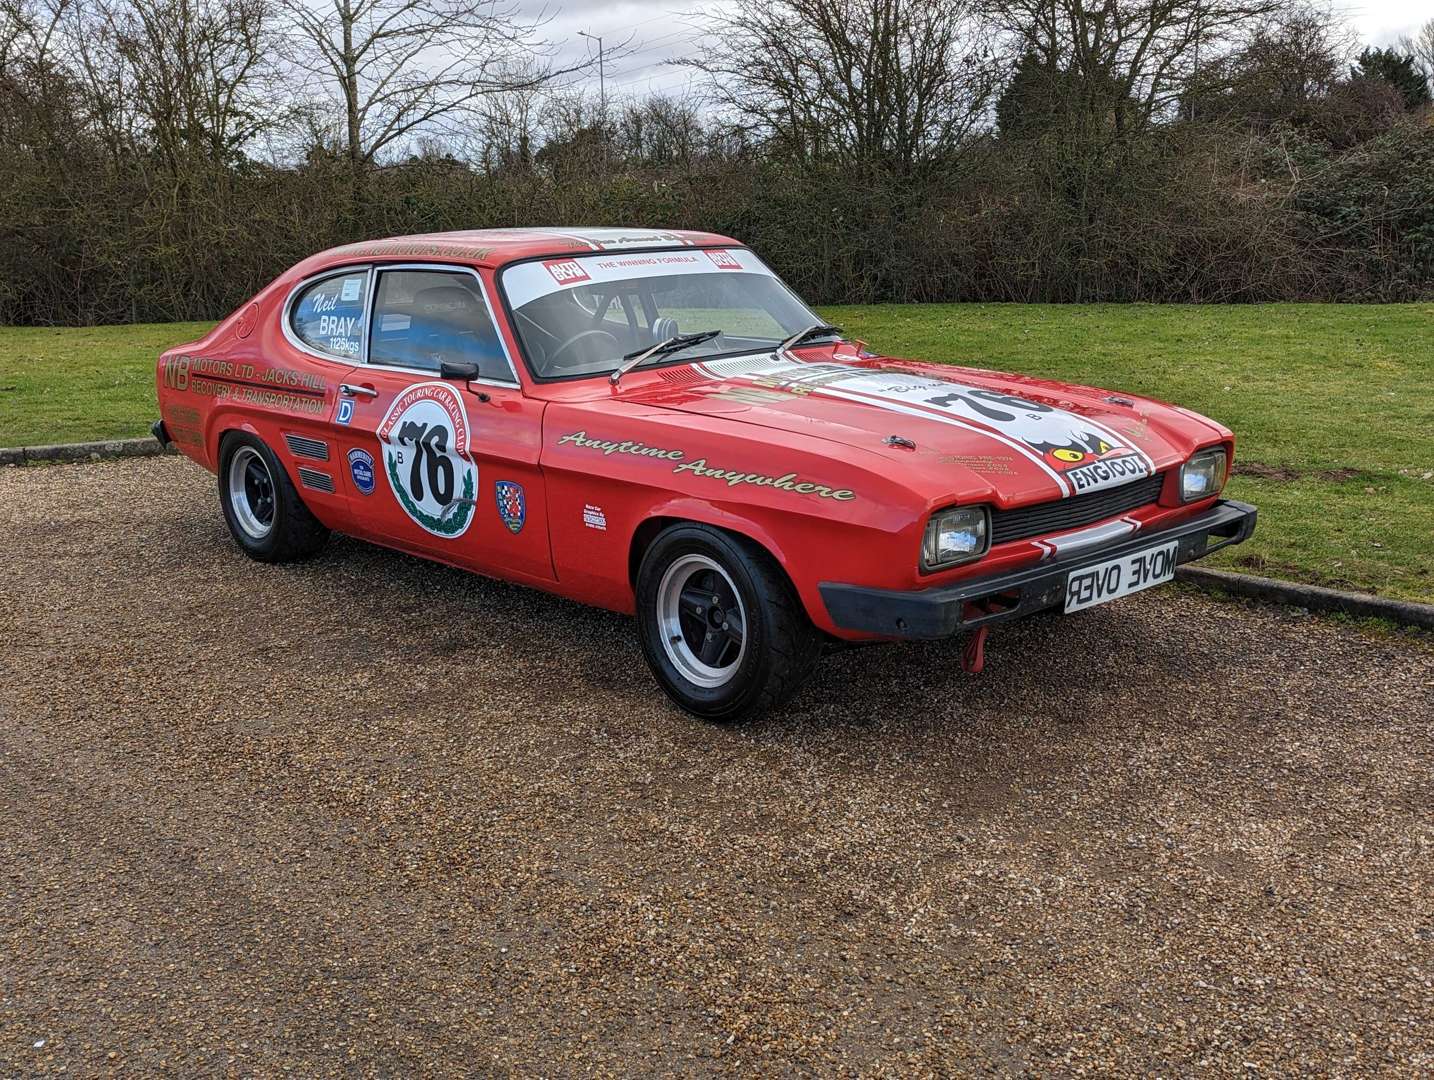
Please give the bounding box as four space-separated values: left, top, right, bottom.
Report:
578 29 607 170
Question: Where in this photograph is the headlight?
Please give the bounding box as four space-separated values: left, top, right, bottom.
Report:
1180 448 1227 502
921 506 989 571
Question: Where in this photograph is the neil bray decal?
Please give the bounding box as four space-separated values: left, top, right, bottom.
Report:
377 382 478 538
556 430 856 501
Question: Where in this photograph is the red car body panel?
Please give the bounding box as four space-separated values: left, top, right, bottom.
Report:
157 228 1239 640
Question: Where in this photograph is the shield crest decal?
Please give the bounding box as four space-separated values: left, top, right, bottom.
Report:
495 480 526 534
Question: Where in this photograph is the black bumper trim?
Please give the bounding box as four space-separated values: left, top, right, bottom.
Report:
820 499 1257 640
151 419 170 448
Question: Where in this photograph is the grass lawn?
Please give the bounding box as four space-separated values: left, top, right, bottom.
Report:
0 322 213 446
0 304 1429 602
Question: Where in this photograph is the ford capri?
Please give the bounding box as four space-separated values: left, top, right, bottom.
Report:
154 227 1256 720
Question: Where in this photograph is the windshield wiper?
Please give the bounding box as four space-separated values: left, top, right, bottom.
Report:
775 324 842 358
610 330 721 386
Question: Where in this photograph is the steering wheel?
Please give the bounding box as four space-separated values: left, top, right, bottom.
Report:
546 329 620 373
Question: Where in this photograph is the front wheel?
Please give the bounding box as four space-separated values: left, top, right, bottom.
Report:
636 525 821 721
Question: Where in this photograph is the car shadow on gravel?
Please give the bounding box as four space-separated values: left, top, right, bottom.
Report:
256 527 1226 749
298 530 1082 740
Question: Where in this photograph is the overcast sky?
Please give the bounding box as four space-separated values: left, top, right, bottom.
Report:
536 0 1432 103
538 1 714 103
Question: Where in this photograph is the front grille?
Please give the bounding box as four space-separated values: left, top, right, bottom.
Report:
991 473 1164 546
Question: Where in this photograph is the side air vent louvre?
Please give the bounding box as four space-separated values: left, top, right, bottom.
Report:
284 433 329 461
297 466 335 494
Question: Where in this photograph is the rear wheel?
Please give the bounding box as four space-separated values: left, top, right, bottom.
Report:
636 524 821 721
218 433 329 563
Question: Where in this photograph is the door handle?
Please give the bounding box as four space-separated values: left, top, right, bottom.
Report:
339 383 378 398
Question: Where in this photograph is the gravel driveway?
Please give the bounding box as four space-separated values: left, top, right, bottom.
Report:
2 457 1431 1076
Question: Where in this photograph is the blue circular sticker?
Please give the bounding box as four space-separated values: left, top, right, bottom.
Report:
347 448 375 495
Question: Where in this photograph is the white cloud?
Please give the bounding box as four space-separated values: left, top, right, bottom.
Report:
1343 0 1429 46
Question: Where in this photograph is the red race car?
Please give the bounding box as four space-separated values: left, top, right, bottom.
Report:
154 228 1256 719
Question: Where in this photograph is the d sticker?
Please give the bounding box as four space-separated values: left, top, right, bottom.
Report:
377 382 478 537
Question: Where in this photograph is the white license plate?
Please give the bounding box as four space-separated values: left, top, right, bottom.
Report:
1063 540 1180 614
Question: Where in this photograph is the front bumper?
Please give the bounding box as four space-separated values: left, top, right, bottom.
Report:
820 498 1257 640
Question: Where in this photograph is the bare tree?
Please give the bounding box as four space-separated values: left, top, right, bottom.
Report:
278 0 574 183
470 60 545 176
50 0 279 175
89 0 278 167
0 0 73 134
616 91 707 170
1399 17 1434 97
986 0 1291 138
688 0 998 176
532 85 605 180
1182 2 1354 126
0 0 33 71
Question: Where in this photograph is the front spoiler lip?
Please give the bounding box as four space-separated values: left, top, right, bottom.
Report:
819 498 1258 640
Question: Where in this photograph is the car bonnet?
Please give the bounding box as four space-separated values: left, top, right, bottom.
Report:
615 351 1219 506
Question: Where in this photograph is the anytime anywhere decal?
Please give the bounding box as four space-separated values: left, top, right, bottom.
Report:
697 357 1154 496
377 382 478 538
556 430 856 501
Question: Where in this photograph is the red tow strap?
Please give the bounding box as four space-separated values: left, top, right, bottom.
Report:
961 625 989 675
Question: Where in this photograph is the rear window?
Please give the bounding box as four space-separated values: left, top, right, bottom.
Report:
290 269 369 359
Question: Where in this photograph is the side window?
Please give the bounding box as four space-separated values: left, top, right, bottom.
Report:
369 269 512 381
290 269 369 359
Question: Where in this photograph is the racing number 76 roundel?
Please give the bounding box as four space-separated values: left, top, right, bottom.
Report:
377 382 478 538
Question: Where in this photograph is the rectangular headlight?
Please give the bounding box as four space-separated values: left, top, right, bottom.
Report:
1180 448 1227 502
921 506 989 571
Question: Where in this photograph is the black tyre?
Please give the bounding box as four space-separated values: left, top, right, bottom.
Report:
217 432 329 563
636 524 821 721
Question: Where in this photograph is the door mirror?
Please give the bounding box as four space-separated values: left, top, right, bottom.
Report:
439 360 480 381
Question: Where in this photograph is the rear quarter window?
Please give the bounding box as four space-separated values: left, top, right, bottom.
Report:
290 269 369 359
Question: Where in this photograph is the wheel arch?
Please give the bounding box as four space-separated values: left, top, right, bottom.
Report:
626 501 810 618
208 413 265 472
211 420 344 533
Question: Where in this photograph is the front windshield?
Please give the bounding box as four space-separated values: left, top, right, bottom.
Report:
501 248 828 379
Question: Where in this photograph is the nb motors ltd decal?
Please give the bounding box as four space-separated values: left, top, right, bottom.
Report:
377 382 477 538
698 358 1153 496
